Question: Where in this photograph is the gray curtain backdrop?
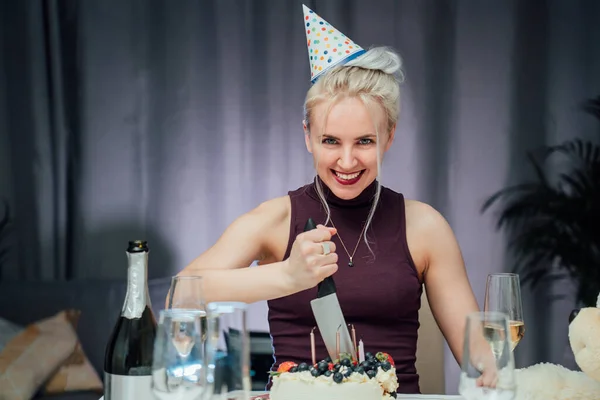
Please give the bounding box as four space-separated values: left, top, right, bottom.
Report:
1 0 599 394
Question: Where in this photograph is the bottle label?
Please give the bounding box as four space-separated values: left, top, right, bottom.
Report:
104 373 153 400
122 252 148 319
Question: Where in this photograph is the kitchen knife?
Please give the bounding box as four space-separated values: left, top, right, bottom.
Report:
305 218 356 360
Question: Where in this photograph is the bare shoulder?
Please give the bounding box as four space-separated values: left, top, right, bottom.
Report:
247 195 290 221
249 195 291 263
404 199 449 231
404 199 455 276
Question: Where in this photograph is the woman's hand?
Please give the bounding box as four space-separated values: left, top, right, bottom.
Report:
283 224 339 292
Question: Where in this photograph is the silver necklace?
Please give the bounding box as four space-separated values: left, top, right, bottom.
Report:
328 218 368 267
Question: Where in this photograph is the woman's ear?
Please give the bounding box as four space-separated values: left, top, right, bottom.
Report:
303 120 313 153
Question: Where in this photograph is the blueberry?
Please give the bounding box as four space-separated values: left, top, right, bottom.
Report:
344 369 353 377
310 367 320 377
324 356 332 363
318 361 329 372
333 372 344 383
289 366 298 373
360 361 372 370
324 370 333 377
340 358 352 367
365 352 374 359
333 364 341 372
366 369 377 379
381 361 391 371
297 362 309 372
355 366 365 375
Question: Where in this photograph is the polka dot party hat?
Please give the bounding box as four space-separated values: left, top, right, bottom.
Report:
303 4 366 84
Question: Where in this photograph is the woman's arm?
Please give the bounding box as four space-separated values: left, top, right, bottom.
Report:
406 200 480 364
178 196 338 304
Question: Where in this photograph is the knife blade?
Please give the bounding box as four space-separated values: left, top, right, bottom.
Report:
304 217 357 360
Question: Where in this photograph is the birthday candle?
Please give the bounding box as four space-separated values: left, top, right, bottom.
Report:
350 324 357 356
310 327 316 365
358 339 365 363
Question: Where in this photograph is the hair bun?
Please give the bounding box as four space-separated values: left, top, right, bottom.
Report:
345 47 404 82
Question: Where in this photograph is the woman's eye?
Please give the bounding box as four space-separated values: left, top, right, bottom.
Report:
322 138 337 145
358 138 374 145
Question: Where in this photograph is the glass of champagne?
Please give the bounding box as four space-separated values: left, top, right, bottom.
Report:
166 275 205 311
459 311 516 400
166 276 207 342
151 309 207 400
484 273 525 352
204 302 251 400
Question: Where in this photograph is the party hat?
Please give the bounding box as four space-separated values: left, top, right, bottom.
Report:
303 4 366 83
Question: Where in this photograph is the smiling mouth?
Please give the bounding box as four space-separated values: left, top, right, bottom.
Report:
331 169 365 184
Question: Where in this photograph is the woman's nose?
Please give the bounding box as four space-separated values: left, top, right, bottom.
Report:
337 148 358 170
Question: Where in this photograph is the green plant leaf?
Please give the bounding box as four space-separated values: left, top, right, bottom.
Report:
481 100 600 306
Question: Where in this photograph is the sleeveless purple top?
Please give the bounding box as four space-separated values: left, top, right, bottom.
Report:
267 178 423 394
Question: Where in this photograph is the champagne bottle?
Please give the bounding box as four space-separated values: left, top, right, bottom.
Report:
104 240 157 399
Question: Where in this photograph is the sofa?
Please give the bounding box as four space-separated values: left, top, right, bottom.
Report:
0 277 172 400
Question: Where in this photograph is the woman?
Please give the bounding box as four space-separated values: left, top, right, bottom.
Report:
178 8 480 394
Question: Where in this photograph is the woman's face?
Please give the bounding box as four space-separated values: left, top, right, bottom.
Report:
304 96 394 200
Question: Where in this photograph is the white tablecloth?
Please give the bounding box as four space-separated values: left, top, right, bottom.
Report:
99 395 464 399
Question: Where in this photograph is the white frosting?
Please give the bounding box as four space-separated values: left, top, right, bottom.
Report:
270 368 397 400
376 367 399 393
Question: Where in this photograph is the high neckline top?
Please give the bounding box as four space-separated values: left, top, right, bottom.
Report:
267 178 423 394
306 176 380 209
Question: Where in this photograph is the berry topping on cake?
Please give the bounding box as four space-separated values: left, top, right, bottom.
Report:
375 352 395 367
277 361 298 373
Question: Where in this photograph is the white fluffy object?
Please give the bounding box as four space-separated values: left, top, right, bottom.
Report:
514 362 600 400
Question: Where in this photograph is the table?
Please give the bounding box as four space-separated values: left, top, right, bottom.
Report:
99 395 464 399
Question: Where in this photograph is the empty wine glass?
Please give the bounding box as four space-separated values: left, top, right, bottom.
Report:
204 302 251 400
459 311 516 400
484 273 525 351
152 309 206 400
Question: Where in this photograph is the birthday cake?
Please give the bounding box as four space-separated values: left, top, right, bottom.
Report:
269 352 399 400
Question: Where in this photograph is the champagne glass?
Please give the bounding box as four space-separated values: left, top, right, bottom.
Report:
459 311 516 400
166 276 207 347
484 273 525 351
204 302 251 400
166 275 205 311
151 309 207 400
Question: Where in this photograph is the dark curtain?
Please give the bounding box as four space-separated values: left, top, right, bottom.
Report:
1 0 600 394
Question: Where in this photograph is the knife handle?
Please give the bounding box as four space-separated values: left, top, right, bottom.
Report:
304 218 317 232
304 218 337 296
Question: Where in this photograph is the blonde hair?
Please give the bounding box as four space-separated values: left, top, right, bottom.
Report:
303 46 404 255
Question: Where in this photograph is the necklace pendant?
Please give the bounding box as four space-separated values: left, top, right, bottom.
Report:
348 258 354 268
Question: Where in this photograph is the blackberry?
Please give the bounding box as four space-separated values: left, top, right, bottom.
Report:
333 372 344 383
317 361 329 371
297 362 309 372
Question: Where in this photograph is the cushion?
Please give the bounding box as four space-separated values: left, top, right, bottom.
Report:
0 317 23 353
41 310 103 395
0 311 77 400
